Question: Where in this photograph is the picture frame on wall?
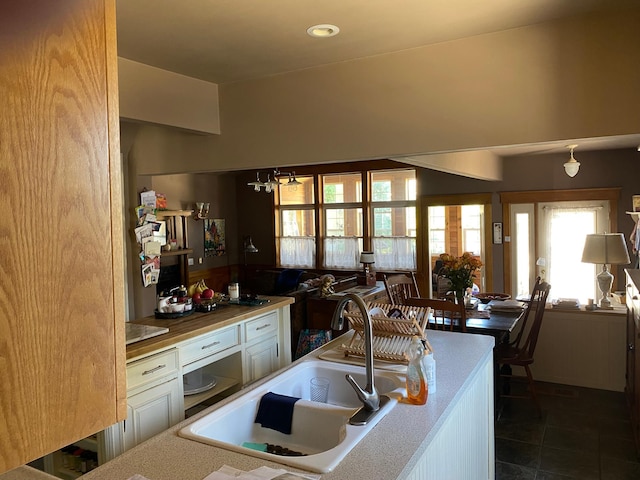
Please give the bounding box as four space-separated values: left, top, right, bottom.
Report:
204 218 226 257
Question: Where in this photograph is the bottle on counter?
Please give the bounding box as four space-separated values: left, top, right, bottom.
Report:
406 335 428 405
423 349 436 394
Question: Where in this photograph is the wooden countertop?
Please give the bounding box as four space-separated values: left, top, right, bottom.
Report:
126 296 294 361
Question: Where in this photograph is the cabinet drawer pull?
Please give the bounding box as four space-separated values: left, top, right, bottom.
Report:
255 323 272 331
202 341 221 349
142 364 166 375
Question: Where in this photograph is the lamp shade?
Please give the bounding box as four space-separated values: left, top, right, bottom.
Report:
563 159 580 177
581 233 630 265
244 236 259 253
359 251 375 264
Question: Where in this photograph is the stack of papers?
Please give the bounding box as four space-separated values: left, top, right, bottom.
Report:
488 299 526 311
127 465 320 480
204 465 320 480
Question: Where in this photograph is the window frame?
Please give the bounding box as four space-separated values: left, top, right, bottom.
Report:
419 193 494 295
274 165 417 271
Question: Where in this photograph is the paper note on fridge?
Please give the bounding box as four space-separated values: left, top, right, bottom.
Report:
144 241 161 256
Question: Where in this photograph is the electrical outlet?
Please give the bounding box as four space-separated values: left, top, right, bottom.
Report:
198 257 203 264
187 257 194 266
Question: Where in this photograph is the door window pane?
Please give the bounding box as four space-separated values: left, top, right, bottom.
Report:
514 211 532 298
427 204 486 290
428 206 446 255
461 205 482 255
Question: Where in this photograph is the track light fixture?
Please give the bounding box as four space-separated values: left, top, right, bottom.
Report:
247 168 301 193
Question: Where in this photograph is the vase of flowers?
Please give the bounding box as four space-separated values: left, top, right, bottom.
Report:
438 252 483 304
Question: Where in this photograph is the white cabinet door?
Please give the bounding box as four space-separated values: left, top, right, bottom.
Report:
124 378 183 451
244 335 279 384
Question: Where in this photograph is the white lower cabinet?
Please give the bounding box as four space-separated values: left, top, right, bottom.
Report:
97 305 291 463
124 378 183 450
122 348 184 451
243 311 280 384
244 334 279 384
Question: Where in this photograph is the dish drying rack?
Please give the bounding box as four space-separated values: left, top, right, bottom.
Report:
341 302 431 364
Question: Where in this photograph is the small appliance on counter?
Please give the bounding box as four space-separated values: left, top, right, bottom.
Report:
155 285 194 319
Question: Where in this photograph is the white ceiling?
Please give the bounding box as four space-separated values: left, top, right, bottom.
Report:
115 0 640 155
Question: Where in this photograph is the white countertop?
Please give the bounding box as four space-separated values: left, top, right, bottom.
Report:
2 330 494 480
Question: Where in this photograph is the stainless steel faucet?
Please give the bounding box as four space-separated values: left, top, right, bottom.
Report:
332 293 389 424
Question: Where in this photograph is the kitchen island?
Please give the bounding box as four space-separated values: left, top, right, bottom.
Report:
3 328 495 480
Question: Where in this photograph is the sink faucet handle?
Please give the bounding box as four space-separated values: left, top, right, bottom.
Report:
345 374 380 412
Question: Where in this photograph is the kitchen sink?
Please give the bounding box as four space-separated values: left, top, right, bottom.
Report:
179 358 405 473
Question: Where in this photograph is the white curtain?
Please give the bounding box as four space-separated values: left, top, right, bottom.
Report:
372 237 416 270
542 205 599 303
323 237 361 268
279 237 315 268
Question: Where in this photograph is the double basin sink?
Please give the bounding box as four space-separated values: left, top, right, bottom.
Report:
179 358 405 473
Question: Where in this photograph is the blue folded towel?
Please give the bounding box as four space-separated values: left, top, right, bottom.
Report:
254 392 300 434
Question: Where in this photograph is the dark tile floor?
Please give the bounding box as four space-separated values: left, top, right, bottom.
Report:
496 381 640 480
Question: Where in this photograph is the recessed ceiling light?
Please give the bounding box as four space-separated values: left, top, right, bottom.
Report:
307 24 340 38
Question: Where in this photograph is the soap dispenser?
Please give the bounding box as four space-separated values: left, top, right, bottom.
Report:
406 336 428 405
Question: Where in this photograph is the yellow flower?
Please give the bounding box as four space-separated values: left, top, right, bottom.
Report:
438 252 483 292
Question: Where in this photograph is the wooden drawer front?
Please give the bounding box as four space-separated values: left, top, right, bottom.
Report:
127 349 178 392
181 326 239 365
245 312 278 343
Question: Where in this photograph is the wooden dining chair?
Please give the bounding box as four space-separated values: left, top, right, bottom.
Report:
383 272 420 305
403 297 467 333
496 278 551 416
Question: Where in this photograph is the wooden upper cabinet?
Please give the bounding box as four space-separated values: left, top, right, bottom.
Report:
0 0 126 473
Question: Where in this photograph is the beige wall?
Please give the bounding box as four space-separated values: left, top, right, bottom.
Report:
118 58 220 134
131 8 640 176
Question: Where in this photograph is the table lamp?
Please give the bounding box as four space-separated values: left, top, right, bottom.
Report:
581 233 630 309
359 251 376 286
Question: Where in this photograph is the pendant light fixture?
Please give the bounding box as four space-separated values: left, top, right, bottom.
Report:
564 144 580 177
247 172 265 192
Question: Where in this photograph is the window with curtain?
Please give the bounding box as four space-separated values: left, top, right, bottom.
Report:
371 170 416 270
275 167 417 271
323 173 363 268
538 202 608 303
277 176 316 268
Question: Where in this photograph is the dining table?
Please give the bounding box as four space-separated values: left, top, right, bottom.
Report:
464 301 526 344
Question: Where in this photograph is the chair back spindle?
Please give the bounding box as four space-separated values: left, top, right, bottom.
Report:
403 297 467 333
383 273 420 305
